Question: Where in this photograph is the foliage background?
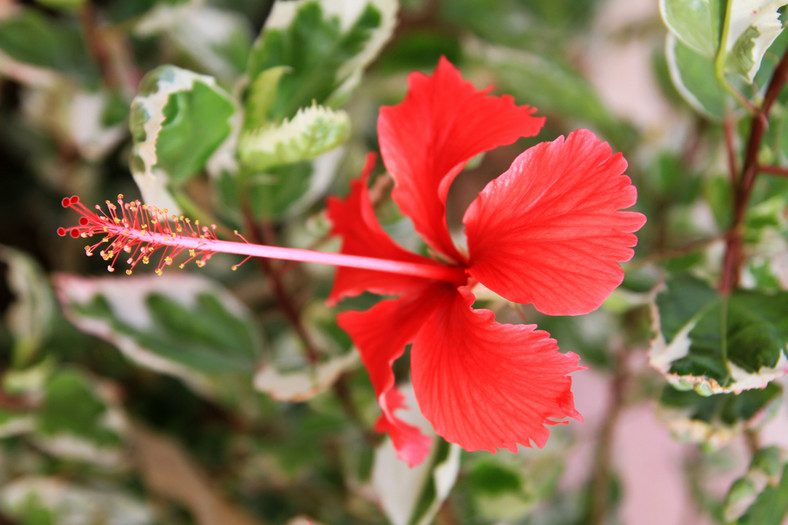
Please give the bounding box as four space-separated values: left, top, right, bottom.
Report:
1 0 788 524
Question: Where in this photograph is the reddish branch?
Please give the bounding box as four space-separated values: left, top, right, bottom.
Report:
80 3 119 89
720 46 788 293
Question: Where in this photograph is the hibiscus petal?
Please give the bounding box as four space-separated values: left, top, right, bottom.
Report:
337 290 445 466
327 153 444 305
411 286 583 454
464 129 647 316
378 57 545 263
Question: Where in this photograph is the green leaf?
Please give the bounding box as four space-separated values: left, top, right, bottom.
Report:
243 66 290 130
239 104 350 171
134 2 253 80
665 34 729 120
467 461 523 496
661 0 788 84
0 9 97 84
232 146 344 220
54 273 263 404
247 0 396 119
129 65 237 211
36 369 123 453
660 0 726 57
33 0 85 11
650 274 788 394
724 447 788 524
658 383 782 448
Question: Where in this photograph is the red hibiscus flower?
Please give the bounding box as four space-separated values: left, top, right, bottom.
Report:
327 57 646 467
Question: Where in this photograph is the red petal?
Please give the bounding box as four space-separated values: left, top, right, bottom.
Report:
411 286 583 453
327 154 442 305
464 129 646 316
378 57 545 263
337 290 444 466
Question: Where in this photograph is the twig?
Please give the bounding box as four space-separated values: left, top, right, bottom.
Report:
757 164 788 177
0 388 35 411
80 3 118 89
436 497 461 525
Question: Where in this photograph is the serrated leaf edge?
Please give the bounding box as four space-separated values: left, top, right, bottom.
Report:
53 273 259 400
130 66 236 212
649 278 788 394
238 104 349 170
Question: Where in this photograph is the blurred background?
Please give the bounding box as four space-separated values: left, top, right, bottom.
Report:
1 0 788 524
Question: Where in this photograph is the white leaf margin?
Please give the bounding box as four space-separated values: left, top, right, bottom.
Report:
658 393 781 448
254 351 358 402
665 33 726 120
0 245 56 359
263 0 398 102
54 273 261 400
238 103 350 170
0 477 154 525
726 0 788 81
129 66 238 213
649 282 788 395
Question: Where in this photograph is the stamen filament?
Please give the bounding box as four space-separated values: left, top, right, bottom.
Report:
153 230 461 281
58 195 465 284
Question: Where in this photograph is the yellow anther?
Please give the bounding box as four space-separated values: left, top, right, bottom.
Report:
126 269 132 275
155 268 163 276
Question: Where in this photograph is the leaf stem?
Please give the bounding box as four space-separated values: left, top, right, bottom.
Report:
713 0 757 114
